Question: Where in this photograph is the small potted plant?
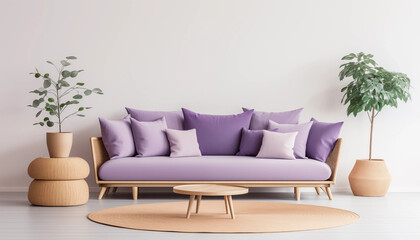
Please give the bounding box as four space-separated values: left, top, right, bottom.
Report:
29 56 103 158
339 52 411 196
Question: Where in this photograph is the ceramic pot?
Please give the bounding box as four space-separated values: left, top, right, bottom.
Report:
46 132 73 158
348 159 391 197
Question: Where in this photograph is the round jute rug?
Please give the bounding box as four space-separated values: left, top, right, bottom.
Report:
88 201 359 233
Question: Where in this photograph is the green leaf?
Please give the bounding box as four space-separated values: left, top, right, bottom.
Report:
46 121 54 127
30 90 40 94
92 88 103 94
70 71 79 78
73 94 83 99
43 80 51 88
61 60 71 66
76 114 85 117
43 117 49 121
76 82 84 86
40 122 45 126
44 73 49 78
62 70 71 78
48 98 54 102
35 73 41 78
60 80 70 87
66 56 77 60
78 107 84 111
36 110 42 117
84 89 92 95
341 53 356 61
32 100 39 107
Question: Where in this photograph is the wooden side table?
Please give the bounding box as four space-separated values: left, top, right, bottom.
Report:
173 184 249 219
27 157 90 206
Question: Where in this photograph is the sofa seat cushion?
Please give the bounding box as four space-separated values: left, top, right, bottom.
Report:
98 156 331 181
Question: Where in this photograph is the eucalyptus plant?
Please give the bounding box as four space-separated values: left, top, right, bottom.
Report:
28 56 103 132
339 52 411 160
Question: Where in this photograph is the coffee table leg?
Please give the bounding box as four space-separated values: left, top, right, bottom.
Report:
227 195 235 219
224 196 229 214
186 195 195 218
196 195 202 213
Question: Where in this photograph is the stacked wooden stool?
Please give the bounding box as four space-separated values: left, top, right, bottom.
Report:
28 157 90 206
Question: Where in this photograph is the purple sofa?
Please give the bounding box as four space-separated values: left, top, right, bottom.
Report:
90 137 342 200
92 107 342 200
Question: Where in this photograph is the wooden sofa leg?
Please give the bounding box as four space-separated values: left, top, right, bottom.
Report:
326 187 333 200
112 187 118 193
295 187 300 200
98 187 107 200
132 187 138 200
315 187 322 195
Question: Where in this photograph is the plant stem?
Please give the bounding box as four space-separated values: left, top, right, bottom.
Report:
369 108 375 160
56 84 61 133
56 68 62 133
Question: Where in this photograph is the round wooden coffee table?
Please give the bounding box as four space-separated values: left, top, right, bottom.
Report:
173 184 248 219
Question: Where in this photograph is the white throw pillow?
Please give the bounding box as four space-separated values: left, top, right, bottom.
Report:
256 130 297 159
166 129 202 157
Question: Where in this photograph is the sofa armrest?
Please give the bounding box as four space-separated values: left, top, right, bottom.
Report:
90 137 110 184
325 138 342 183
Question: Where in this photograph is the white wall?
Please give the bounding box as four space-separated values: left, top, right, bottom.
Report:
0 0 419 192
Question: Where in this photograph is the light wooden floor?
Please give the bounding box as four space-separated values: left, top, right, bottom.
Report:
0 191 419 240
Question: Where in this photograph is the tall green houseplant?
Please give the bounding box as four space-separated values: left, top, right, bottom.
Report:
339 52 411 160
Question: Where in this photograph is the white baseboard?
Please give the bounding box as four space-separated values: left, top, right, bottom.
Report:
0 187 29 192
2 186 419 193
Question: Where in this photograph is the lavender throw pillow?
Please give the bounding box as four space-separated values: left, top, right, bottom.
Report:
126 107 184 130
306 118 344 162
243 107 303 130
99 116 135 159
130 117 170 157
166 129 202 157
182 108 254 155
268 120 313 159
256 131 298 159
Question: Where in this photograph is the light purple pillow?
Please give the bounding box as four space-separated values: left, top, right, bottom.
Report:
99 116 135 159
306 118 344 162
268 120 313 159
130 117 170 157
126 107 184 130
256 131 297 159
243 107 304 130
166 129 202 157
182 108 254 155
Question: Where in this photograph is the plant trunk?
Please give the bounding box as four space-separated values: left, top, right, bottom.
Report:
369 108 375 160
